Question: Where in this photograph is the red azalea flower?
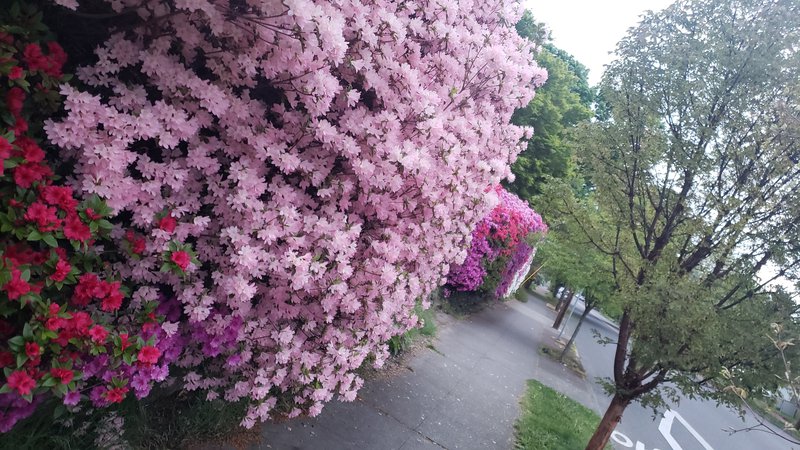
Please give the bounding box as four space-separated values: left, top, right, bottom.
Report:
6 370 35 396
54 330 71 347
24 201 60 232
8 66 23 80
68 312 92 337
22 43 45 71
100 281 123 312
11 116 28 137
15 137 44 163
0 136 12 159
25 342 40 359
170 250 190 270
125 230 146 254
13 162 51 189
0 351 14 368
6 87 24 116
119 333 131 351
45 317 65 331
40 185 78 211
158 214 177 233
72 273 100 307
141 321 157 334
47 42 67 66
50 367 74 385
43 42 67 78
104 386 128 404
51 259 71 282
88 325 108 344
137 346 161 365
48 303 61 317
3 269 31 300
63 213 91 242
85 208 101 220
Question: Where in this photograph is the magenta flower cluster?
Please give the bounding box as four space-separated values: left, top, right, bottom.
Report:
447 187 547 293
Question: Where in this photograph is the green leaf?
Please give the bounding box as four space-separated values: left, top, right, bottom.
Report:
42 234 58 248
8 335 24 350
27 230 42 241
22 323 32 339
53 404 66 419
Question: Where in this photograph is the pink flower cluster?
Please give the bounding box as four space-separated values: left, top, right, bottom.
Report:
47 0 546 426
447 186 547 293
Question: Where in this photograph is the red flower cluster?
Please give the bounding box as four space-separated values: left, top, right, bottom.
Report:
105 386 129 403
5 87 27 136
125 230 146 255
137 346 161 365
71 274 124 311
50 367 74 385
3 269 30 300
7 371 35 396
0 11 175 432
23 42 67 78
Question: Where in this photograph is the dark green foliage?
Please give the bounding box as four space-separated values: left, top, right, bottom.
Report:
508 11 593 200
0 388 250 450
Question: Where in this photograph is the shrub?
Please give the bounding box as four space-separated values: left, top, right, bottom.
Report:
41 0 546 427
446 186 546 296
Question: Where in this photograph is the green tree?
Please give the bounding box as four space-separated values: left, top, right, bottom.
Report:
536 212 617 361
509 12 593 200
550 1 800 448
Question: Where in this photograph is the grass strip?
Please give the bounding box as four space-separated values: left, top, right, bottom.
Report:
515 379 611 450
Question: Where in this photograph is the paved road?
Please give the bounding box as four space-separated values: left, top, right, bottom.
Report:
551 296 799 450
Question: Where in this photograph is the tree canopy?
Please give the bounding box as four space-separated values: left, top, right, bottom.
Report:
543 0 800 447
508 11 593 201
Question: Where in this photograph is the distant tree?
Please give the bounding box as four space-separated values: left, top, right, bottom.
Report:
545 1 800 448
514 10 549 47
537 221 617 361
508 11 593 200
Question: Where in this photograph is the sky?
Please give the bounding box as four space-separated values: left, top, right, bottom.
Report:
523 0 676 85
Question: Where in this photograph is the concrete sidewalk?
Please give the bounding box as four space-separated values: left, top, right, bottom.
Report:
242 291 598 450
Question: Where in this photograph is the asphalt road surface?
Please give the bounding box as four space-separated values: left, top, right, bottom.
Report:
557 298 799 450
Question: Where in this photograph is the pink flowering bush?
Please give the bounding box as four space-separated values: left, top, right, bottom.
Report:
495 241 536 298
446 186 546 295
43 0 546 427
0 8 181 433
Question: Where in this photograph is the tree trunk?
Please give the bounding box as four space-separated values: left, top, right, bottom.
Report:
585 393 632 450
560 304 592 361
552 289 574 329
554 287 568 308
